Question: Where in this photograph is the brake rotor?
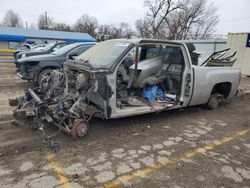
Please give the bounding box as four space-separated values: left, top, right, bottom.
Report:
71 120 88 139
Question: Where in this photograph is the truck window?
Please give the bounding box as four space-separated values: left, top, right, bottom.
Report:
145 47 161 59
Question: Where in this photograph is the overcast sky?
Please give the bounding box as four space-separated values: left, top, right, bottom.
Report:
0 0 249 35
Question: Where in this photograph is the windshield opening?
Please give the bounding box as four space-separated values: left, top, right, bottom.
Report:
76 40 132 67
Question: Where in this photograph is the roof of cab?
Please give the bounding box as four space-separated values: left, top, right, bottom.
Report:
105 38 184 45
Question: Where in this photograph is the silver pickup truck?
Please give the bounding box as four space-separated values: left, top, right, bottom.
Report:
9 39 240 139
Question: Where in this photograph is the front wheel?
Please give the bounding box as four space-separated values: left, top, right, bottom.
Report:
37 68 54 86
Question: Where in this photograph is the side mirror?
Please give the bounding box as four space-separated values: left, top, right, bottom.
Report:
68 52 78 60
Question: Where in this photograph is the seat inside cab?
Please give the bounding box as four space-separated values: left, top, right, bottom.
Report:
116 43 185 108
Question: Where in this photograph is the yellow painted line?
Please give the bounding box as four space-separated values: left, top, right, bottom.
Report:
97 128 250 188
46 153 71 188
0 49 15 53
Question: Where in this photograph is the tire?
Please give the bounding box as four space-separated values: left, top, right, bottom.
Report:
37 68 53 85
207 94 219 110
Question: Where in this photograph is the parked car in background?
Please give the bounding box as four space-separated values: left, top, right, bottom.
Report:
13 43 47 60
29 43 48 51
16 42 71 61
16 42 95 84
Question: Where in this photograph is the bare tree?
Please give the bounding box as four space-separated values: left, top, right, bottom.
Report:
74 15 98 37
2 10 23 27
38 12 53 30
111 22 134 38
97 23 134 40
165 0 219 39
164 0 203 39
52 23 72 32
135 19 152 38
136 0 219 39
136 0 183 38
190 1 219 39
96 24 114 40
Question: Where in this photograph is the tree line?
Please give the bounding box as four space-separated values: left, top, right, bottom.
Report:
0 0 219 40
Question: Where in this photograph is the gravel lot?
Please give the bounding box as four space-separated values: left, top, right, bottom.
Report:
0 58 250 188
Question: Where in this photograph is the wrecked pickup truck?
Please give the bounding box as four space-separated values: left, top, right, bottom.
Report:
9 39 240 142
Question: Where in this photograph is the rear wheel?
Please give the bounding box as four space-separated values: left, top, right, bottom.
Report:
206 94 219 110
37 68 53 85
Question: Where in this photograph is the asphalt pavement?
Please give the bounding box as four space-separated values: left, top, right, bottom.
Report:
0 59 250 188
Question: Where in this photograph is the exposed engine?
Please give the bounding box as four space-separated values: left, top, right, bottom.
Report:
9 66 106 147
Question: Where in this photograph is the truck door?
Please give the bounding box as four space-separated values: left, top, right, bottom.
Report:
181 45 194 106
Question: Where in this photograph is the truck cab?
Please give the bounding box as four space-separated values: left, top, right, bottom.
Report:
99 39 239 118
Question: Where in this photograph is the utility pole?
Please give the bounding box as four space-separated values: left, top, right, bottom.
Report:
25 21 28 29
